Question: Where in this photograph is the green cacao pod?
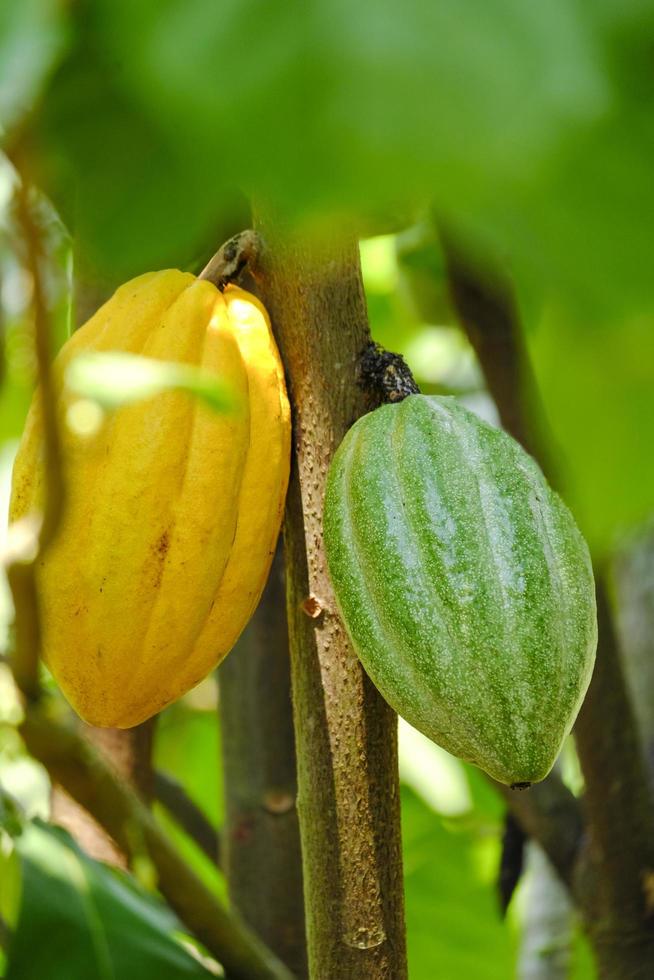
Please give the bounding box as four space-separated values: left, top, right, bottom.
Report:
323 394 597 785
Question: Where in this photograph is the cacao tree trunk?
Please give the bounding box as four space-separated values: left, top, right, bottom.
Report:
218 543 308 977
255 223 408 979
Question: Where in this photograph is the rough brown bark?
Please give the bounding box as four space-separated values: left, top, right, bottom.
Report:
254 224 407 979
51 722 155 865
218 544 307 978
573 586 654 975
443 232 654 978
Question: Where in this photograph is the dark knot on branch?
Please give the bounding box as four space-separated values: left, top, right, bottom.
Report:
358 342 420 405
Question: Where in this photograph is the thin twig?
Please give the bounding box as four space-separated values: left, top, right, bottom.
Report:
14 181 65 549
7 180 65 702
492 777 583 891
154 770 222 868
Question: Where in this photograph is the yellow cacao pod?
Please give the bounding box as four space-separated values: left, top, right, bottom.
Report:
10 271 290 727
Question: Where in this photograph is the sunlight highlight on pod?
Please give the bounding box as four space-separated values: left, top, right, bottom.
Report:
66 398 105 438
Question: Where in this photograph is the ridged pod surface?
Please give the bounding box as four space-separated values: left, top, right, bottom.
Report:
323 394 597 785
10 271 290 727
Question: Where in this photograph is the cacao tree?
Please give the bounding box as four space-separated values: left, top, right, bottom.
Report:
1 3 654 979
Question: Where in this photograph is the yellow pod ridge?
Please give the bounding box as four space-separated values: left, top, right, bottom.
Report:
10 272 291 727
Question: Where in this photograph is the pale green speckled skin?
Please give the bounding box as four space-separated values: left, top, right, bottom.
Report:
323 395 597 785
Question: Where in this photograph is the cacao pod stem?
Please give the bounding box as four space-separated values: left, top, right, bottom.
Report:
498 810 527 915
200 230 262 290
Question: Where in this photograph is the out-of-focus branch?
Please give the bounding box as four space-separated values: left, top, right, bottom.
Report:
518 844 573 980
219 543 307 977
20 708 294 980
7 181 65 702
493 776 582 891
52 721 156 866
439 229 556 481
154 769 222 868
613 528 654 782
13 182 65 549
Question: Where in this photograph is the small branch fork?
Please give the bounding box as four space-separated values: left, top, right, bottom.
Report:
5 206 293 980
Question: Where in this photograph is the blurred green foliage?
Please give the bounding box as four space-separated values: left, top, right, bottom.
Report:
1 0 652 549
5 821 216 979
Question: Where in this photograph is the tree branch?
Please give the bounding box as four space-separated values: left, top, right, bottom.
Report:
254 220 407 979
154 769 222 868
439 230 556 479
492 777 582 891
219 543 307 977
7 181 65 703
19 708 294 980
52 720 156 867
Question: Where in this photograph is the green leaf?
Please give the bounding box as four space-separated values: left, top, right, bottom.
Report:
65 352 237 413
0 831 22 931
0 787 24 839
22 11 243 279
95 0 603 212
0 835 22 975
528 311 654 554
5 821 215 979
27 2 606 272
402 785 515 978
0 0 68 138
